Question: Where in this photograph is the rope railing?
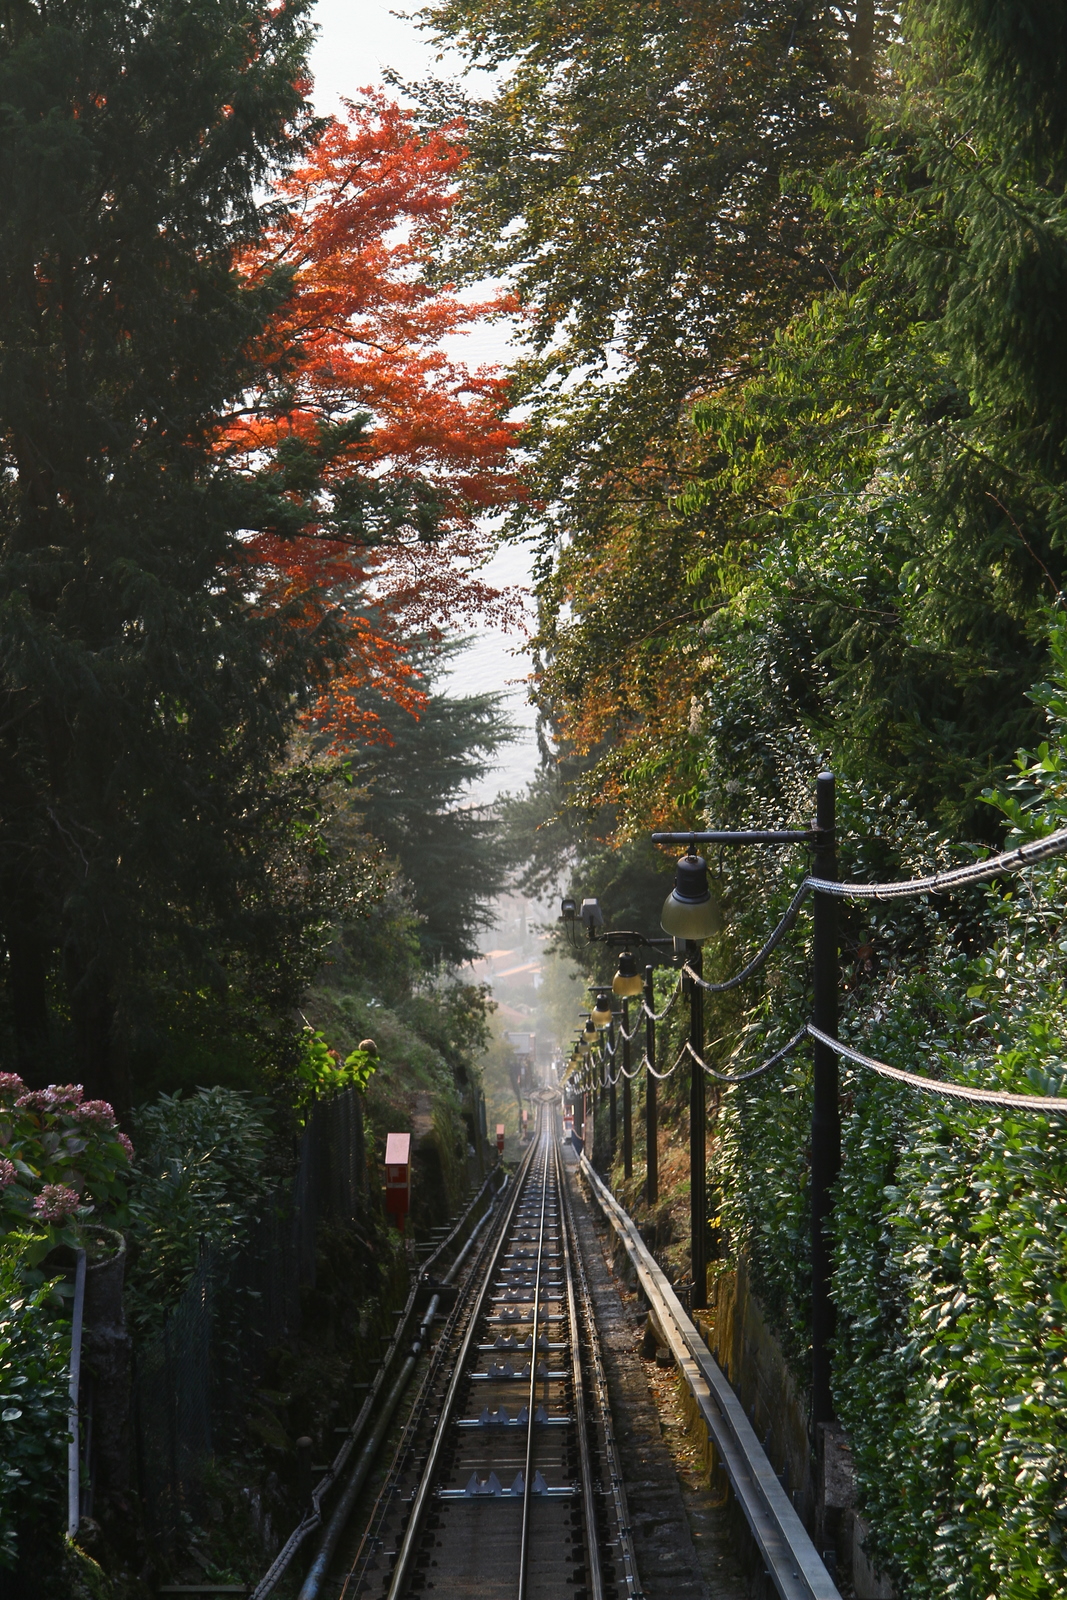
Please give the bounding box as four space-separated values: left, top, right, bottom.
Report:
808 825 1067 901
615 1011 643 1043
641 977 683 1022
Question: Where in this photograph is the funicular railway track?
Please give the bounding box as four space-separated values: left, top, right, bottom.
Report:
336 1100 640 1600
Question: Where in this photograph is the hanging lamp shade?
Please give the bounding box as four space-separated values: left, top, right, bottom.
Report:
612 951 643 998
590 990 613 1026
660 852 717 940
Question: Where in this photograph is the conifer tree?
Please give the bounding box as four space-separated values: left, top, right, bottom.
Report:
0 0 332 1102
346 644 515 967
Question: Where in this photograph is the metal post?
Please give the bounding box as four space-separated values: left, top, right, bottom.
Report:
688 942 707 1311
811 770 839 1427
608 1015 617 1159
644 964 658 1204
622 999 633 1180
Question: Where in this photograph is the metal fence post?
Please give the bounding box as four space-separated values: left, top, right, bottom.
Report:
688 941 707 1312
811 770 840 1427
608 1014 617 1158
622 999 633 1180
644 965 658 1204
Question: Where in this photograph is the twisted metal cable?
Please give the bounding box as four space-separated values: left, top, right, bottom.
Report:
643 1040 689 1081
615 1010 643 1043
684 1027 809 1085
642 975 683 1021
682 827 1067 995
682 880 811 993
808 1024 1067 1112
806 825 1067 901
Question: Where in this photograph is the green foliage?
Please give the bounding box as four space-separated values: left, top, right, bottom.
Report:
343 642 514 967
0 1249 70 1569
416 0 888 552
705 620 1067 1597
295 1030 377 1108
125 1087 275 1330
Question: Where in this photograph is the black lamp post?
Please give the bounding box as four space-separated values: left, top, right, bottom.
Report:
810 773 839 1427
659 849 717 1311
612 954 642 1182
651 775 839 1414
644 963 657 1203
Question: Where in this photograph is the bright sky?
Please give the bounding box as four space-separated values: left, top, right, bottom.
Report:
308 5 539 808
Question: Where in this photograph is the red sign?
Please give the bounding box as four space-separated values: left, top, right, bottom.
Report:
496 1123 506 1156
384 1131 411 1230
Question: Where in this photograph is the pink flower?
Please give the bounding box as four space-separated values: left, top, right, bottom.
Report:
0 1159 16 1189
0 1074 26 1101
74 1100 117 1128
16 1090 54 1111
33 1183 82 1223
49 1084 84 1107
117 1132 134 1161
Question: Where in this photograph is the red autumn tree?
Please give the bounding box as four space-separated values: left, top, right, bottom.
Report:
226 93 523 743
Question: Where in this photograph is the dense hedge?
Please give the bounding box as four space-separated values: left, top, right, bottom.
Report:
709 627 1067 1597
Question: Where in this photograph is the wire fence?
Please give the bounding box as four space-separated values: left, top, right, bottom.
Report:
131 1088 367 1550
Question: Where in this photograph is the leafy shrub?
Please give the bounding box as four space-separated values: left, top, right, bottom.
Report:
0 1247 70 1568
0 1076 133 1254
126 1087 276 1330
712 620 1067 1597
295 1029 377 1110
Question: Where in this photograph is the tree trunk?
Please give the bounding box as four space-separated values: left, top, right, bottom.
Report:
848 0 876 94
5 913 51 1085
64 940 124 1108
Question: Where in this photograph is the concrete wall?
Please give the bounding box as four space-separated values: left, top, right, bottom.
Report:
695 1264 815 1530
696 1265 894 1600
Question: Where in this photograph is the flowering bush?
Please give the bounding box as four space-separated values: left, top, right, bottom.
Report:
0 1246 70 1568
0 1076 134 1248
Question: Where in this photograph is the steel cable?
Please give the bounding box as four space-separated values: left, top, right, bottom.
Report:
683 827 1067 995
806 825 1067 901
685 1027 808 1085
643 1040 689 1081
807 1023 1067 1113
641 975 683 1021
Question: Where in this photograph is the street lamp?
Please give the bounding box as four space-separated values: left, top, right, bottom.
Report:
660 850 717 1314
590 989 613 1026
660 851 718 941
612 951 644 999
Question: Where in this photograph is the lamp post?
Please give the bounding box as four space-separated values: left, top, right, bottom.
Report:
612 954 642 1183
810 772 839 1427
651 776 839 1417
644 963 657 1204
659 850 717 1311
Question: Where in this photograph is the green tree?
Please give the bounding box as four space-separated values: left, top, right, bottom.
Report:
344 644 515 966
0 0 354 1105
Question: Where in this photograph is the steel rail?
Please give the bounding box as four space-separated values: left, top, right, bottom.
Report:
296 1186 504 1600
517 1114 552 1599
384 1134 539 1600
559 1138 641 1600
255 1171 503 1600
554 1131 605 1600
580 1154 841 1600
